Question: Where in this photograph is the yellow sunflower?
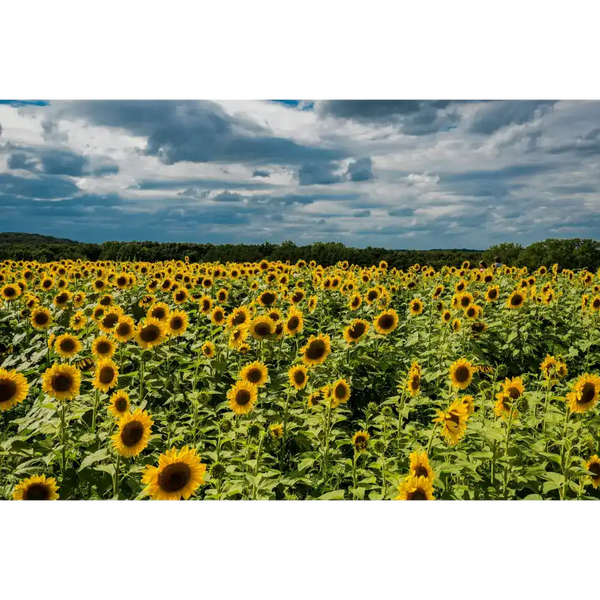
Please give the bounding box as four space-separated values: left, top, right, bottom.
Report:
331 378 351 407
284 310 304 336
12 475 59 500
301 334 331 367
269 423 284 439
167 310 189 337
228 326 248 349
172 287 189 305
210 306 226 326
409 298 424 316
507 290 526 309
352 430 370 452
30 306 53 330
42 363 81 401
288 364 308 390
248 315 275 340
199 295 213 314
406 368 421 397
409 452 434 481
0 368 29 412
240 361 268 387
307 386 330 408
343 319 369 344
93 359 119 392
108 389 130 418
228 306 251 327
70 311 86 331
373 309 399 335
396 475 435 500
201 341 216 358
449 358 474 390
141 446 206 500
148 302 170 322
494 392 518 420
1 284 21 301
502 376 524 400
227 380 258 415
434 399 469 445
308 295 318 313
584 455 600 489
114 316 136 342
566 374 600 413
135 317 167 349
112 409 154 457
92 335 116 359
54 334 81 359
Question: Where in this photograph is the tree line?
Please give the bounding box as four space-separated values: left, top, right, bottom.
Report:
1 233 600 271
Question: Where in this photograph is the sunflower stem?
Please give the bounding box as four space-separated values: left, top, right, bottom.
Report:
91 388 100 433
113 453 121 498
60 401 67 483
426 423 439 455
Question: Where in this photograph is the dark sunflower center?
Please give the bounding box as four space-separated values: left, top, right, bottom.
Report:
306 340 326 360
378 315 394 330
115 398 127 412
293 293 303 303
461 297 470 308
99 366 115 384
176 292 185 301
56 293 68 304
368 291 378 301
507 386 521 399
117 323 131 336
24 483 50 500
158 462 191 492
53 374 72 392
0 379 17 403
117 277 127 286
261 292 275 305
335 384 346 399
349 323 366 338
467 308 475 317
152 308 166 320
489 290 497 299
202 301 210 311
449 413 460 426
254 323 271 336
511 294 523 306
455 366 470 383
589 463 600 477
288 316 299 330
121 421 144 446
214 311 224 322
247 369 262 383
355 436 367 447
97 341 111 354
140 325 160 343
411 376 420 390
60 339 76 352
34 313 49 325
236 389 251 406
233 312 246 325
293 370 305 385
103 314 119 328
580 382 596 404
414 466 428 478
171 317 183 330
5 287 16 297
408 490 427 500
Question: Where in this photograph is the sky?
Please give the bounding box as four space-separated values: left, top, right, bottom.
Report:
1 99 599 250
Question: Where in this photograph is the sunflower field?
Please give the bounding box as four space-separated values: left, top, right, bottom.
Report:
1 257 600 501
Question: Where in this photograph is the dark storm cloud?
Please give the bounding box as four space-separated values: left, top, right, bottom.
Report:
547 128 600 157
213 191 244 202
0 172 80 199
59 100 347 166
469 101 557 135
346 157 373 182
7 151 38 170
252 169 270 177
298 161 342 185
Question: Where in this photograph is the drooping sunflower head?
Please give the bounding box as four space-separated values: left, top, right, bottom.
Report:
584 455 600 489
494 392 517 420
352 430 370 453
201 341 216 358
30 307 53 330
93 359 119 392
42 363 81 401
240 361 268 387
449 358 474 390
108 389 130 418
92 335 116 359
409 452 434 481
301 334 331 366
269 423 284 439
406 369 421 397
433 399 469 446
112 409 153 458
331 378 351 407
471 321 488 335
396 475 435 500
308 295 318 313
135 317 166 349
12 475 59 501
374 309 399 335
54 334 81 359
142 446 206 501
0 368 29 412
288 364 308 390
227 380 258 415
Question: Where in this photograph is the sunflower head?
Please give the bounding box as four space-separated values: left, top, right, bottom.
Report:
373 309 398 335
567 374 600 413
507 290 525 309
344 319 369 344
114 316 136 342
409 298 424 316
502 376 524 400
112 409 153 457
12 475 59 500
30 307 52 330
0 368 29 412
167 310 189 337
42 363 81 401
240 361 268 387
409 452 434 481
92 335 116 359
433 399 469 446
284 310 304 336
396 475 435 500
288 364 308 390
201 341 216 358
301 334 331 366
269 423 284 439
331 378 351 407
406 368 421 397
249 315 275 340
108 389 130 418
54 334 81 359
584 455 600 489
449 358 474 390
227 381 258 415
93 359 119 392
352 430 370 453
135 317 166 349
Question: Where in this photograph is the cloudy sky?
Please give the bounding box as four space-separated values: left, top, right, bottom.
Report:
1 99 599 249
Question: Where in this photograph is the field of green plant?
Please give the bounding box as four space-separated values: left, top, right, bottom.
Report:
1 258 599 500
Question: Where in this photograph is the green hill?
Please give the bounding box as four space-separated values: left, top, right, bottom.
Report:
0 232 79 246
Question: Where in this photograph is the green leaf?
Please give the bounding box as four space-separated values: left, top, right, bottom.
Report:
78 448 110 471
318 489 345 500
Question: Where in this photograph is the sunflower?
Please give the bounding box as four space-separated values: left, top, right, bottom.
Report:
343 319 369 345
461 394 475 415
98 308 123 334
269 423 284 439
396 475 435 500
502 376 524 400
258 290 278 307
471 321 487 335
167 310 189 337
347 293 362 311
54 334 81 359
409 298 424 316
210 306 226 326
108 389 130 418
441 310 452 324
201 341 216 358
148 302 170 322
373 309 399 335
248 315 276 341
365 287 381 305
12 475 59 500
288 364 308 390
112 409 154 457
352 430 370 453
227 380 258 415
406 368 421 397
494 392 517 420
229 306 251 327
92 335 116 359
507 290 525 309
540 354 567 381
172 287 189 305
308 296 318 313
301 334 331 367
30 306 53 330
434 399 469 445
240 361 268 387
449 358 474 390
92 305 106 323
331 378 351 407
566 374 600 414
584 455 600 489
93 359 119 392
1 284 21 301
135 318 167 349
0 368 29 412
142 446 206 501
284 310 304 336
307 386 330 408
114 316 136 342
42 363 81 401
228 326 248 349
409 452 434 481
70 311 86 331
